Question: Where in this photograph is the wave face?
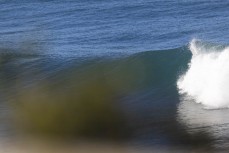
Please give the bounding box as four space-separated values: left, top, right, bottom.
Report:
177 39 229 109
2 40 229 149
2 39 229 111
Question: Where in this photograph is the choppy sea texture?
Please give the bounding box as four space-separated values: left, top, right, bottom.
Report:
1 1 229 57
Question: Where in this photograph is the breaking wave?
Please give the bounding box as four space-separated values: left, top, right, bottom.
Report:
177 39 229 109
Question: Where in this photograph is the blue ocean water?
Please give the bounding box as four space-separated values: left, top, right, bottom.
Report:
0 1 229 56
0 0 229 152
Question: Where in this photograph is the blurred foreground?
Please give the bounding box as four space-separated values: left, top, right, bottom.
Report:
1 139 212 153
0 45 219 152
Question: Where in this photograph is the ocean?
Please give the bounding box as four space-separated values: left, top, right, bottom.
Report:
0 0 229 152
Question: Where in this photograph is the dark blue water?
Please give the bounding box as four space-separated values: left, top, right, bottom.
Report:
0 1 229 152
1 1 229 56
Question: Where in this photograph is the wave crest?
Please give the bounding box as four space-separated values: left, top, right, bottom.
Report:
177 39 229 109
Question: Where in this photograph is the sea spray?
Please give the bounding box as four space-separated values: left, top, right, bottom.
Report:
177 39 229 109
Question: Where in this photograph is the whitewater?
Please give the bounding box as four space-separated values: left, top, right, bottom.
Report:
177 39 229 109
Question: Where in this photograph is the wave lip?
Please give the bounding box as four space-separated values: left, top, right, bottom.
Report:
177 39 229 109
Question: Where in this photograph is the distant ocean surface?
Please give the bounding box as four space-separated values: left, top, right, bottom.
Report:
1 0 229 152
1 0 229 56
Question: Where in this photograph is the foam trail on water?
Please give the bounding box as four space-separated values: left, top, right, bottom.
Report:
177 39 229 109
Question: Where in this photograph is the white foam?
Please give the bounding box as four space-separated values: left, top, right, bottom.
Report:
177 39 229 109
